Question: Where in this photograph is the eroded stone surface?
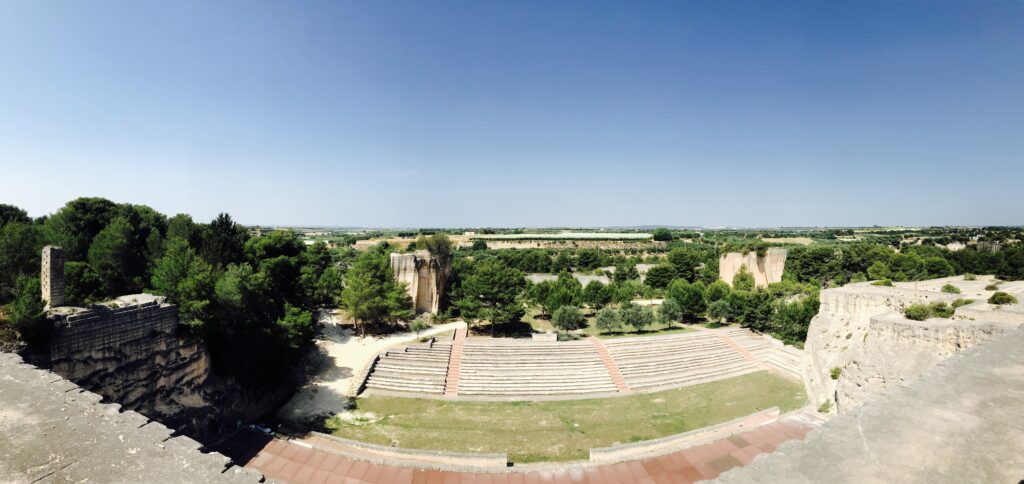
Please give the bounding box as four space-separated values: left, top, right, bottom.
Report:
803 275 1024 413
0 353 262 483
715 326 1024 483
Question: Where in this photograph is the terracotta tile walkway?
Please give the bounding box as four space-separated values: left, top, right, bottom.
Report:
242 417 816 483
714 332 772 373
443 327 467 395
586 336 631 393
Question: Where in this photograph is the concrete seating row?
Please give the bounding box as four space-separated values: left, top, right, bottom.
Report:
604 331 761 391
364 341 453 395
719 328 805 380
457 339 618 397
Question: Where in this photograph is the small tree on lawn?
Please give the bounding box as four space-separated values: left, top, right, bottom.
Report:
410 317 430 338
620 302 655 333
595 307 621 334
659 298 683 324
551 305 587 331
707 299 731 325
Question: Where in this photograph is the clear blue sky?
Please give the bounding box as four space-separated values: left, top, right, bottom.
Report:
2 1 1021 228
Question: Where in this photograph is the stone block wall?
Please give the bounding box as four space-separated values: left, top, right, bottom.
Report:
49 299 178 359
46 296 216 433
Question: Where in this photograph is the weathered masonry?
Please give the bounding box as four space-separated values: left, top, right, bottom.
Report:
40 245 64 307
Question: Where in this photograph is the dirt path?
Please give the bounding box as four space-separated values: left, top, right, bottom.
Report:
277 311 465 423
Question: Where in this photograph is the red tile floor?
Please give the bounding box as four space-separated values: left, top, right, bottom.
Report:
240 418 813 483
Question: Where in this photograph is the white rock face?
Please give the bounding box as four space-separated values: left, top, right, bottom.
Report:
804 276 1024 413
390 251 450 314
719 248 787 288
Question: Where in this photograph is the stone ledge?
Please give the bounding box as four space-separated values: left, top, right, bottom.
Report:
0 352 263 483
588 407 780 464
307 432 509 471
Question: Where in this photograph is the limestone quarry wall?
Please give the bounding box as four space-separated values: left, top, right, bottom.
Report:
44 295 293 438
391 251 450 313
46 295 216 433
719 248 787 288
803 276 1024 414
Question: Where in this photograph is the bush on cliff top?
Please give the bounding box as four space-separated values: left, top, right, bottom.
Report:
941 284 961 294
951 298 974 309
988 292 1018 305
904 302 954 321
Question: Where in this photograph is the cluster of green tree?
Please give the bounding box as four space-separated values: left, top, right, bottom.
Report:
473 248 617 273
658 272 820 345
784 242 1024 286
337 234 454 336
592 303 657 333
0 199 344 388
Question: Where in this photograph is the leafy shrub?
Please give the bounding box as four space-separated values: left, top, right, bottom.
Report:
985 284 999 291
830 367 842 380
905 302 953 320
871 279 893 287
904 304 931 321
988 292 1018 305
930 302 954 318
951 298 974 309
940 284 960 294
818 400 832 413
964 274 977 281
3 277 51 347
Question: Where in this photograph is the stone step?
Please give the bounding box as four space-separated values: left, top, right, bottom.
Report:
626 366 761 390
619 359 755 379
615 352 747 371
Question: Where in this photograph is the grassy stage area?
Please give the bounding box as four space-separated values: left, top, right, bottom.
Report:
326 371 807 462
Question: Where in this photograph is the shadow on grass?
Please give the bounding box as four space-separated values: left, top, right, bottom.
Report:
469 320 535 338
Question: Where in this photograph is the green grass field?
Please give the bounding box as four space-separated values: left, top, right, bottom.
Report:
327 371 807 462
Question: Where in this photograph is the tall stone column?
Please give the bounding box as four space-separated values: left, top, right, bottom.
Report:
41 245 65 307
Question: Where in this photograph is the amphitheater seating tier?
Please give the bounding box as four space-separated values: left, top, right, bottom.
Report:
362 328 807 399
364 340 452 395
457 339 618 396
603 331 764 391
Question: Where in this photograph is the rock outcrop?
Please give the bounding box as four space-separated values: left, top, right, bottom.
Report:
803 275 1024 414
719 248 787 288
391 251 450 314
716 325 1024 484
46 295 216 433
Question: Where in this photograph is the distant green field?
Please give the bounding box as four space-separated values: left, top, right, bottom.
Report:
473 232 652 240
329 371 807 462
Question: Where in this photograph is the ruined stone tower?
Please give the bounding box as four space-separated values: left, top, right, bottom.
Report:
41 245 65 307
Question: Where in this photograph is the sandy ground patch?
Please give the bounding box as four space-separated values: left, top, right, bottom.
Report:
277 311 465 423
760 237 814 245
